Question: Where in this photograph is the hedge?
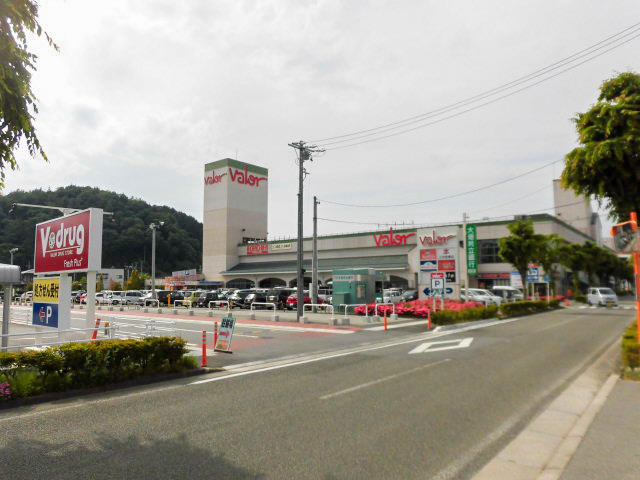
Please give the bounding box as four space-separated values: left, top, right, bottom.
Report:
432 305 499 325
0 337 195 401
621 322 640 380
499 299 560 317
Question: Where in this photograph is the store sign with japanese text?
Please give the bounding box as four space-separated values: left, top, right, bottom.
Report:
32 277 60 328
214 316 236 353
466 224 478 276
416 226 460 300
34 208 103 275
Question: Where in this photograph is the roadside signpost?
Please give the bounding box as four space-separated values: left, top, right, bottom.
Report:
34 208 103 328
431 273 445 311
611 213 640 342
214 316 236 353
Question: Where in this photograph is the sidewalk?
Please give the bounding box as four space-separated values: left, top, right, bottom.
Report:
559 379 640 480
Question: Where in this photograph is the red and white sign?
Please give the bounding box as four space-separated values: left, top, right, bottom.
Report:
419 230 456 246
438 259 456 271
431 272 445 279
34 209 103 275
204 166 267 188
420 249 437 261
247 243 268 255
373 228 416 247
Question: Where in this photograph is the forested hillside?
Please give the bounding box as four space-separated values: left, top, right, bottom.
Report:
0 186 202 276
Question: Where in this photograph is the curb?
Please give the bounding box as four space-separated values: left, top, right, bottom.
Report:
471 339 620 480
0 367 216 410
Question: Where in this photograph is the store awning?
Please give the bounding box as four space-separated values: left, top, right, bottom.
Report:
221 255 409 275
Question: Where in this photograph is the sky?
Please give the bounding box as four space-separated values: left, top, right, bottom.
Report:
3 0 640 240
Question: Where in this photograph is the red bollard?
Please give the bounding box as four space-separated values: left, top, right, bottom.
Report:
384 310 388 331
214 321 218 347
427 310 432 330
91 318 101 340
564 298 570 307
201 330 208 367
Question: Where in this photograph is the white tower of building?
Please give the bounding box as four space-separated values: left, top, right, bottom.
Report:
202 158 268 281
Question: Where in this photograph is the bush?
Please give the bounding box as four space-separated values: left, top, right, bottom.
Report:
621 322 640 380
499 300 556 317
0 337 193 400
432 305 499 325
574 295 587 303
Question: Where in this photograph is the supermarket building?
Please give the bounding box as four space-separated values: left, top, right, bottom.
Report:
202 159 601 297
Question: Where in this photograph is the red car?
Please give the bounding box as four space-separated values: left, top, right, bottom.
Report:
285 292 324 310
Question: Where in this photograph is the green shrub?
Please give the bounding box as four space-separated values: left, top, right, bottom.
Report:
432 305 498 325
499 300 555 317
549 299 560 309
574 295 587 303
621 322 640 380
0 337 193 400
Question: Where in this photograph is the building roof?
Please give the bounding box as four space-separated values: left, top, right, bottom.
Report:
221 255 409 275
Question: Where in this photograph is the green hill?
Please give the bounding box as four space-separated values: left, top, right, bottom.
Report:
0 186 202 276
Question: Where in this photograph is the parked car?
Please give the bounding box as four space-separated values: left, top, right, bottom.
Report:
106 291 126 305
285 291 324 310
462 288 502 306
490 286 524 303
266 288 296 310
382 288 404 303
400 289 418 302
181 290 205 306
587 287 619 307
121 290 144 306
71 290 85 303
196 291 225 308
243 291 269 309
80 292 108 305
228 289 253 308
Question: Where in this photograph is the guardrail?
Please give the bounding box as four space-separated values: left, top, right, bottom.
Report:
303 303 335 321
250 302 277 312
339 303 369 318
173 299 193 309
0 325 117 351
208 300 230 311
144 298 160 307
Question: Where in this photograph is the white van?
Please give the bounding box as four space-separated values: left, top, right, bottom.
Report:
587 287 619 307
490 286 524 303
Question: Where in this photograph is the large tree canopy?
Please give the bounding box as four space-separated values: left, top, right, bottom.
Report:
0 0 55 187
562 71 640 220
498 220 546 294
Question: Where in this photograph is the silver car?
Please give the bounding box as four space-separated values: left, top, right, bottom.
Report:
587 287 618 307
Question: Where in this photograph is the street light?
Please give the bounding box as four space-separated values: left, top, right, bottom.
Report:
9 248 18 265
149 222 164 299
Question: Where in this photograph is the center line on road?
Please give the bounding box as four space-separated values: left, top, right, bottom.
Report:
319 359 451 400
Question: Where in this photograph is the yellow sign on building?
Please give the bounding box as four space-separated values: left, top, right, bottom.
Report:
33 277 60 303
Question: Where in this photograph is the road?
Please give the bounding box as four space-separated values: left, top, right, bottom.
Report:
0 305 632 479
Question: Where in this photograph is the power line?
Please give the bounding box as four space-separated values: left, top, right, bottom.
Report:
319 159 561 208
314 26 640 150
469 184 552 214
311 21 640 144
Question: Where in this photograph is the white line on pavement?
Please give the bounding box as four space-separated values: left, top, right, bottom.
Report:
365 319 430 331
319 359 450 400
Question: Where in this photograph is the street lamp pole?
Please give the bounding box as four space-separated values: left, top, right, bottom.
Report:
9 248 18 265
149 222 164 299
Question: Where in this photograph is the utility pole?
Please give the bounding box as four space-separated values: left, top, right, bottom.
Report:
312 196 319 311
149 222 164 299
288 140 324 321
9 248 18 265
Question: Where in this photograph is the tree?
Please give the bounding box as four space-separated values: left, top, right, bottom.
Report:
558 243 588 295
126 269 144 290
498 220 546 297
562 72 640 220
96 275 104 292
537 234 566 297
0 0 57 187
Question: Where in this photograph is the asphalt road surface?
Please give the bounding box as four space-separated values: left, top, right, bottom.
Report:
0 305 632 479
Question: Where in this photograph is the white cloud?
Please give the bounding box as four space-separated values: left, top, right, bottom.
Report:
3 0 639 239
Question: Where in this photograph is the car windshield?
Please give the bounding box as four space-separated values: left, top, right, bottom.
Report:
598 288 615 295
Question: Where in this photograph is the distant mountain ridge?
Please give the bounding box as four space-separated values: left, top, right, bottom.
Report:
0 186 202 276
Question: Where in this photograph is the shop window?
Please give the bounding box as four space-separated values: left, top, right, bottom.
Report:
479 239 501 264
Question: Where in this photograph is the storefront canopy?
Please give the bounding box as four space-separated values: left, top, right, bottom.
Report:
221 255 409 275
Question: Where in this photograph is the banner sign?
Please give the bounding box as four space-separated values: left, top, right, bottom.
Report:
32 277 60 328
214 316 236 353
34 208 103 275
466 224 478 276
247 243 268 255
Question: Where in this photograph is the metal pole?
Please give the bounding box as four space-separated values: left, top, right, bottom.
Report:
1 285 11 351
296 144 304 321
631 212 640 343
151 225 157 300
312 196 319 311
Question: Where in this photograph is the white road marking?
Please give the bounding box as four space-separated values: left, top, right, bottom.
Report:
189 317 526 386
365 319 431 331
319 359 450 400
408 337 473 354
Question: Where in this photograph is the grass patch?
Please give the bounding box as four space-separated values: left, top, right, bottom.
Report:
621 322 640 381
